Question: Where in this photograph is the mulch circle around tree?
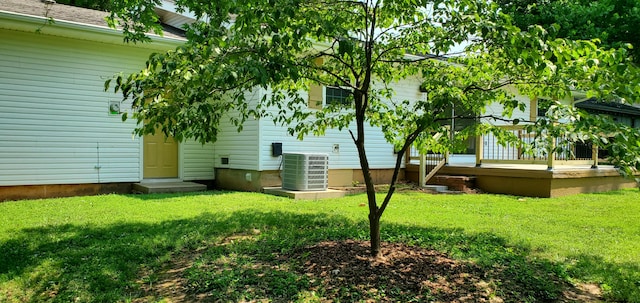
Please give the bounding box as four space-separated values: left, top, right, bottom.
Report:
293 239 496 302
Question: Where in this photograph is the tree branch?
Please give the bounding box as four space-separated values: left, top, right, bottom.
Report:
377 123 426 217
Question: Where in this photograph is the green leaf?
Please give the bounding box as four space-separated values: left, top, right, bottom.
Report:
104 79 112 92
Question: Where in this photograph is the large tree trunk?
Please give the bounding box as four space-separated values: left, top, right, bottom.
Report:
350 86 382 257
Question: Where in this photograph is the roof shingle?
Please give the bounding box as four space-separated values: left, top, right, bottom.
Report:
0 0 112 27
0 0 185 39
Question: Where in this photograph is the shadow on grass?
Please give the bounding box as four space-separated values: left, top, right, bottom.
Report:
124 190 233 201
0 208 636 302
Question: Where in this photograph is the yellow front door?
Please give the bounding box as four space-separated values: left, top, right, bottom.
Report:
143 131 178 178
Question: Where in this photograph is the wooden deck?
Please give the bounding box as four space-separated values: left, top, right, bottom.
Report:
406 160 637 197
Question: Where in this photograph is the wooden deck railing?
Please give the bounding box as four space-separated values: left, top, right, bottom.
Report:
477 125 598 169
407 125 599 184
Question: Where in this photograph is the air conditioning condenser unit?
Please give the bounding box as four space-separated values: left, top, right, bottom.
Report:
282 153 329 191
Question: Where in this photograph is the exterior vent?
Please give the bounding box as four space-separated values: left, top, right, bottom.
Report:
282 153 329 191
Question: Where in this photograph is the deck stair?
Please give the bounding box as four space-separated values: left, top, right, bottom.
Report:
133 180 207 194
428 175 477 193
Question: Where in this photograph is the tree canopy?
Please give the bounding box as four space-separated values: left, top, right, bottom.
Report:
106 0 640 256
497 0 640 64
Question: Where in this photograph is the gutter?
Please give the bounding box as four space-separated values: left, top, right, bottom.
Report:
0 10 185 50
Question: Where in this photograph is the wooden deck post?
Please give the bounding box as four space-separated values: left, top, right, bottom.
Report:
475 135 483 167
405 148 410 166
517 130 522 159
547 136 555 170
419 153 426 187
591 143 599 168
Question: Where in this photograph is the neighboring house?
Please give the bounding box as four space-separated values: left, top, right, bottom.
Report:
575 98 640 128
0 0 216 200
571 98 640 159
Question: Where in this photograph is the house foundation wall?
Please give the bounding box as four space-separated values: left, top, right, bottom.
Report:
476 176 552 197
0 183 132 202
352 169 403 186
550 176 637 197
215 168 402 192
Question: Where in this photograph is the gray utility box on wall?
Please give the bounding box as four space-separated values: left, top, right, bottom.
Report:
282 153 329 191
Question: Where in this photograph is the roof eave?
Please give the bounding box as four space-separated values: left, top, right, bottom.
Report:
0 10 185 50
575 100 640 117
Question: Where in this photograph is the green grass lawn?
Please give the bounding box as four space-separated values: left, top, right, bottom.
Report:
1 189 639 302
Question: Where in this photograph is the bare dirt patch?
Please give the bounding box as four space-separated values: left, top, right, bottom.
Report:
563 283 604 303
133 251 204 303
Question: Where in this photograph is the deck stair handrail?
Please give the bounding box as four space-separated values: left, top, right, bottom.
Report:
421 154 447 186
407 131 449 186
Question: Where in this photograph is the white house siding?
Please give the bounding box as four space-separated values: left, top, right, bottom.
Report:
481 85 531 125
181 140 215 180
211 90 263 171
258 77 425 171
213 118 260 170
258 124 398 171
0 28 165 186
